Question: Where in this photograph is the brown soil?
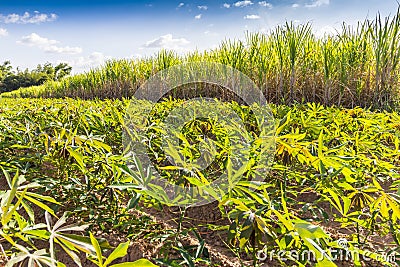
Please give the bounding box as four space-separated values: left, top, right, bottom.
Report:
0 175 8 190
1 171 398 267
1 198 396 267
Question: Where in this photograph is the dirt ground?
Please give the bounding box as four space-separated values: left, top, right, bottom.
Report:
0 187 397 267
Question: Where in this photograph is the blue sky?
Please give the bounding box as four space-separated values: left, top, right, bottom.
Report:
0 0 398 73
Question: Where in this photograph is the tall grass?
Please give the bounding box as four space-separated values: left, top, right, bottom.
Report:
3 9 400 110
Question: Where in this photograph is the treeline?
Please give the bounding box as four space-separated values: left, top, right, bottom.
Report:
0 61 72 93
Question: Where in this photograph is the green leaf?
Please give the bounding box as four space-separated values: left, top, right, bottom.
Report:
59 241 83 267
110 259 159 267
127 193 141 210
276 110 291 135
272 209 294 231
56 233 110 254
2 169 20 219
158 166 182 170
318 130 325 158
67 147 85 169
23 229 50 239
175 247 195 267
90 232 104 266
25 192 60 205
315 258 337 267
93 139 112 152
104 241 130 266
2 188 28 225
23 195 57 217
294 221 330 240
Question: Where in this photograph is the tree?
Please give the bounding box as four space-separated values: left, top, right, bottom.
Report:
0 61 13 81
0 61 72 93
54 63 72 81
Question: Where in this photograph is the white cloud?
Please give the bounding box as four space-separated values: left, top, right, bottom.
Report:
198 5 208 10
144 34 190 49
292 3 300 8
244 14 261 19
195 14 202 19
223 3 231 8
314 25 337 37
258 1 272 8
259 27 268 33
204 30 219 36
17 33 82 55
233 0 253 7
305 0 329 8
64 52 109 73
18 33 58 47
129 53 143 60
177 2 185 8
0 11 57 24
84 52 106 66
44 46 83 54
0 28 8 37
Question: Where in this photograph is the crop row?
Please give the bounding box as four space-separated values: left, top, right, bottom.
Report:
3 9 400 110
0 97 399 266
